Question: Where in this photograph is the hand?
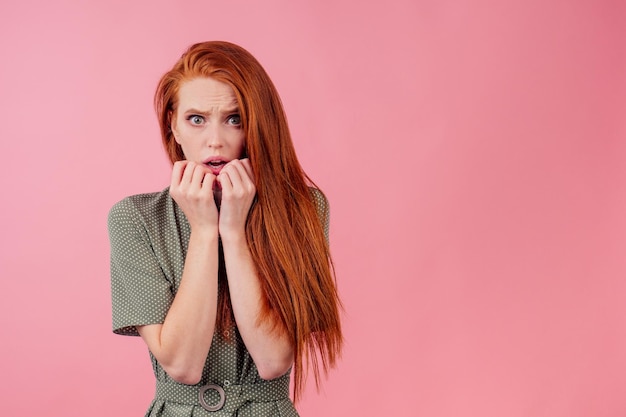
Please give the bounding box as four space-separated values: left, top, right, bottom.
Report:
169 161 219 232
217 158 256 239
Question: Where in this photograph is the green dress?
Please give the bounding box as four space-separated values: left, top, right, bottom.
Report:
108 187 329 416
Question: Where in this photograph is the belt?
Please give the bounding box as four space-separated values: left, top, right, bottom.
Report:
155 375 291 413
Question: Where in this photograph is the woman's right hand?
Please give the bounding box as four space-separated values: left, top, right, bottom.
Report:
169 161 218 231
140 160 220 385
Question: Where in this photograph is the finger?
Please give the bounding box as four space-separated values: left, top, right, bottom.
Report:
217 168 234 193
228 160 255 194
202 172 216 189
219 162 247 194
191 163 208 189
180 161 196 185
230 159 254 188
230 161 247 183
240 158 255 184
170 160 188 188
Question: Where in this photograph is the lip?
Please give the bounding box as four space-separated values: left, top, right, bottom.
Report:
202 156 230 176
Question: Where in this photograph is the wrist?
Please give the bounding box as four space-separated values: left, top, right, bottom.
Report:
190 224 219 241
219 228 247 245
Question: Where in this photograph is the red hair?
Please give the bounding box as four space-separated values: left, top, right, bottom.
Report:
154 41 342 401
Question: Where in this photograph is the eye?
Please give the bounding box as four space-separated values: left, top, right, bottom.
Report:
227 114 241 126
187 115 205 125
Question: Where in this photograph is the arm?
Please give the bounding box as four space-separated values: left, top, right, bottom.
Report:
222 233 294 380
218 159 294 380
137 161 220 385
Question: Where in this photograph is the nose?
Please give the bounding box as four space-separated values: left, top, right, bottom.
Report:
205 124 223 148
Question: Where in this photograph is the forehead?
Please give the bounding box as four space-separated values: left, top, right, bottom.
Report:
177 77 238 110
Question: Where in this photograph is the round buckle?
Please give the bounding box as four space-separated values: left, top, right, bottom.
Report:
198 384 226 411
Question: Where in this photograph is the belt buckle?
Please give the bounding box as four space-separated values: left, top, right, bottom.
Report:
199 383 226 411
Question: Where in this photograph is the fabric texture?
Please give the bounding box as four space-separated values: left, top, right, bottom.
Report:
108 187 329 416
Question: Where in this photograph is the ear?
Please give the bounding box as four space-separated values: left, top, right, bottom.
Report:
170 110 181 144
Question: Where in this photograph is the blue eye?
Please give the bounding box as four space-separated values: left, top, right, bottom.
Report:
227 114 241 126
188 115 204 125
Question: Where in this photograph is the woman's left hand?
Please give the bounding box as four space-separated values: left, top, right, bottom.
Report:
217 158 256 238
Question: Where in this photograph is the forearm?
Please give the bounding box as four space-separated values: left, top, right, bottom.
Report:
139 228 219 384
221 233 294 380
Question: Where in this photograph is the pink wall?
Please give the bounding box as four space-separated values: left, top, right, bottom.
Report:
1 1 625 416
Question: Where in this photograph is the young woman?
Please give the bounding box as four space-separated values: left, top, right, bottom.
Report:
108 41 342 416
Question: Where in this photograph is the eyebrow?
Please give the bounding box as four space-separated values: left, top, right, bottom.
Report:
183 106 240 115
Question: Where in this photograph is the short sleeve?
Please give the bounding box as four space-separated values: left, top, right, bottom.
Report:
108 198 174 336
309 188 330 242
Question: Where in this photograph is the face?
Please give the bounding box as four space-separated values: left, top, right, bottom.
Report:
171 77 246 175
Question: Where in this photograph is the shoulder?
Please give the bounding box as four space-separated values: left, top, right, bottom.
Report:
108 187 172 230
308 186 328 205
308 187 329 213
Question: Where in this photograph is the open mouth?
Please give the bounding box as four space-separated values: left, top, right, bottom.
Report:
206 160 226 168
204 158 228 175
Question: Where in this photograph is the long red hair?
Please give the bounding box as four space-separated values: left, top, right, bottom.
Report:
154 41 342 401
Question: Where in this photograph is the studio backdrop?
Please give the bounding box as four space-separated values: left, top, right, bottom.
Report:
1 1 625 416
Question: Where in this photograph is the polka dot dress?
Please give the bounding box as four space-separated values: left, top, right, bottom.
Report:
108 187 329 417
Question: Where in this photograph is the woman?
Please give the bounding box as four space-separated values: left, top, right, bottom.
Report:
108 41 342 416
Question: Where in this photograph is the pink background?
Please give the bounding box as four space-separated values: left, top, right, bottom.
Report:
1 1 625 416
